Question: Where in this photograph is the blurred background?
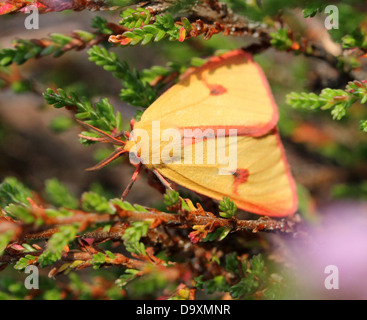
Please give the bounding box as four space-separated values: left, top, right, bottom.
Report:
2 4 367 299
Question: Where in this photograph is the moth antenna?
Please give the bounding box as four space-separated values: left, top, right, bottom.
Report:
76 119 125 146
78 134 118 144
86 147 127 171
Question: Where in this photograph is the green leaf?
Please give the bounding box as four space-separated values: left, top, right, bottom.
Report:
0 177 32 207
14 255 37 271
49 33 73 46
91 252 107 269
122 221 150 256
81 192 115 214
111 199 148 212
88 46 157 109
38 225 79 267
196 275 229 294
302 5 323 18
287 81 367 131
163 190 180 207
116 269 140 288
360 120 367 132
203 227 231 242
270 28 293 51
21 244 36 252
106 251 116 259
44 88 121 139
0 231 14 256
250 254 266 281
5 204 35 224
225 252 239 274
91 16 113 35
219 197 237 218
45 179 79 209
229 277 255 299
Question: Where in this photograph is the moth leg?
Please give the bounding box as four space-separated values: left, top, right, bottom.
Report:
121 162 143 200
152 169 173 191
129 118 135 131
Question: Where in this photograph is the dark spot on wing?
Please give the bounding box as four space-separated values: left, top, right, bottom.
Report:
210 84 227 95
202 77 227 96
233 169 249 194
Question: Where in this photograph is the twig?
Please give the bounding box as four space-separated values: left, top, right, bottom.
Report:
0 0 122 14
5 205 297 243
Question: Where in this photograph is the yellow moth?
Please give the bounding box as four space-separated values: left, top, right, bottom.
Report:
82 50 297 217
